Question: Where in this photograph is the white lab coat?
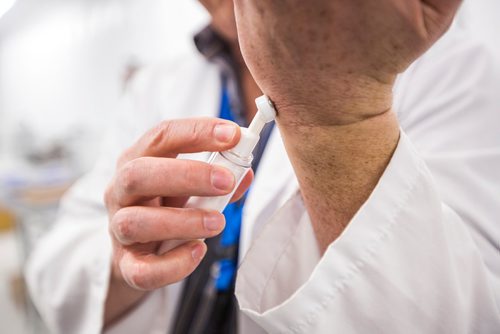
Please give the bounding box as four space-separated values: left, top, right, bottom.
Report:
26 25 500 334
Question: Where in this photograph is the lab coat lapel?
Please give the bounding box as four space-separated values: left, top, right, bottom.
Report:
240 126 298 258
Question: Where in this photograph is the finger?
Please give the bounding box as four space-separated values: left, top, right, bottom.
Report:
113 157 236 207
111 206 225 245
119 240 207 291
118 118 241 167
163 170 253 209
229 169 254 203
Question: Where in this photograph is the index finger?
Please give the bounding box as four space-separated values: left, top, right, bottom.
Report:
118 117 241 167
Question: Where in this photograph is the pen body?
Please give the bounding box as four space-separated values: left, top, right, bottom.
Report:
185 151 252 212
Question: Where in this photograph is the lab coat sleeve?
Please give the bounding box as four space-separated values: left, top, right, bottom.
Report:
235 29 500 333
24 69 173 334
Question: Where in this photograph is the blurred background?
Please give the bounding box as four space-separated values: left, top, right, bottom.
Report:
0 0 498 333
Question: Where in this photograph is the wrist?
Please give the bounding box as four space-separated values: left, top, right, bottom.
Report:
269 74 395 127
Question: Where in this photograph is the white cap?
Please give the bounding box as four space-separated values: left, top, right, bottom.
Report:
255 95 276 122
230 127 259 157
229 95 277 158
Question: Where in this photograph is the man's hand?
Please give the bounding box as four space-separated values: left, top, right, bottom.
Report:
102 118 251 325
234 0 461 125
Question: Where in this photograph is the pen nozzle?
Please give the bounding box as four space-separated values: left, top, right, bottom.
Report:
248 95 276 134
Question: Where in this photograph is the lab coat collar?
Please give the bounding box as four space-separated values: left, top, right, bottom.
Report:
240 125 298 258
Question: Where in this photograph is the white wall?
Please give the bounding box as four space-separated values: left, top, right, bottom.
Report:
0 0 207 170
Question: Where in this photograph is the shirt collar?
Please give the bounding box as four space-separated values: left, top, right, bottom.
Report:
194 25 230 62
194 26 247 126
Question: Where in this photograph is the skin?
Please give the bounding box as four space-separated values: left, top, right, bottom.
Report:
103 118 253 325
104 0 461 327
233 0 461 250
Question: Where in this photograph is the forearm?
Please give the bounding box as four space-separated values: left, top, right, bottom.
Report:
276 101 400 252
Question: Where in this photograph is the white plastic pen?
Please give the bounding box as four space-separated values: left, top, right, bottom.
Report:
185 95 277 212
158 95 277 254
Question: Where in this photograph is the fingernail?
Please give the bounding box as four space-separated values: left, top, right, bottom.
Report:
191 243 205 261
214 123 237 143
211 168 234 191
204 213 224 232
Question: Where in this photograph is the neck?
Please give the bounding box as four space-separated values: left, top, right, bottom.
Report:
277 108 400 252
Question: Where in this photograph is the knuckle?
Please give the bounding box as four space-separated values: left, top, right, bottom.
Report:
188 120 205 145
178 119 209 147
118 160 141 195
148 121 172 148
125 261 153 290
182 162 204 190
113 210 135 244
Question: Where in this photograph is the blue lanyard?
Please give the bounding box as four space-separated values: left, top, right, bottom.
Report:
215 82 246 291
215 80 275 291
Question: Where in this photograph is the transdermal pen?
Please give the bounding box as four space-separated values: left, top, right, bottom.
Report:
158 96 276 255
185 95 277 212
